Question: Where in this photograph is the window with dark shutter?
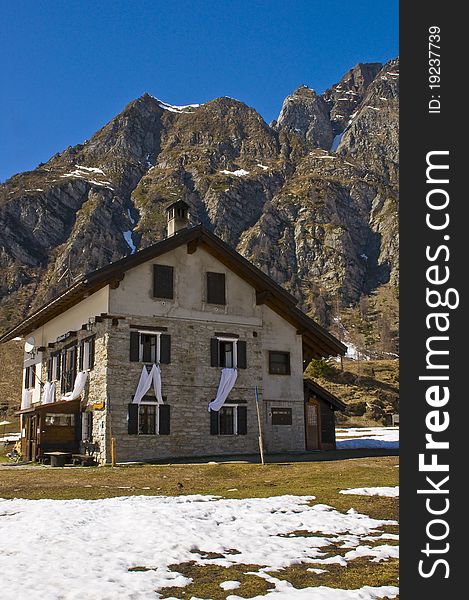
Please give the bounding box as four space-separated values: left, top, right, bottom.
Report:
219 341 234 368
210 338 219 367
78 341 84 371
160 334 171 364
207 272 226 305
159 404 170 435
47 358 53 382
89 338 95 369
141 334 157 363
80 337 95 371
237 405 247 434
130 331 140 362
153 265 174 299
128 403 139 435
210 409 219 434
55 353 61 381
268 351 291 375
211 338 245 368
62 345 77 393
237 341 247 369
139 404 157 434
219 405 235 434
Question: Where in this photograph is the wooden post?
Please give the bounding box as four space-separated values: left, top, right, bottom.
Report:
111 437 117 467
107 395 117 467
255 386 265 465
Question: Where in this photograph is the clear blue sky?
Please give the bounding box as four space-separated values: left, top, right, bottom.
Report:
0 0 398 182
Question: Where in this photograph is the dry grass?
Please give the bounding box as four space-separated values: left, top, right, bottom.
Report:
270 557 399 590
0 457 399 598
159 563 274 599
0 457 398 517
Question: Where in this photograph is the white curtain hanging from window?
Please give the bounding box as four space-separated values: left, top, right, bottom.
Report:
42 381 56 404
132 364 163 404
62 371 87 401
21 389 31 410
208 368 238 412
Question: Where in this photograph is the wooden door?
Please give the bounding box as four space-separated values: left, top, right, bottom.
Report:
305 400 320 450
24 415 39 461
31 414 39 461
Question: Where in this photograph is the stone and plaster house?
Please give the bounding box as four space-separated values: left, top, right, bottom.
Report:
0 202 346 464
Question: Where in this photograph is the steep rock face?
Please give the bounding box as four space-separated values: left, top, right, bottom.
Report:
0 60 399 338
275 86 333 150
323 62 382 135
238 151 389 323
337 59 399 184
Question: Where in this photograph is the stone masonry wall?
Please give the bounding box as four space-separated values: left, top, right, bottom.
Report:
37 320 109 463
105 314 305 463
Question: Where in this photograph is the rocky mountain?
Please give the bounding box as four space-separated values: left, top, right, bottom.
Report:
0 59 399 348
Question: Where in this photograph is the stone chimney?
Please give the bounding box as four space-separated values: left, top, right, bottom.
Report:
166 200 190 237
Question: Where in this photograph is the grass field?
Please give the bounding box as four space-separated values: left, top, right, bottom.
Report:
0 457 399 599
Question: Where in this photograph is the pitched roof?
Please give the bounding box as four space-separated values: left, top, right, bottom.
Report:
304 378 346 411
0 225 346 358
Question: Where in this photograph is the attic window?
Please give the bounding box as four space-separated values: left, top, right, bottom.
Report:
207 272 226 305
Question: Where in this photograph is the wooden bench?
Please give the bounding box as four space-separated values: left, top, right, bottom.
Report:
72 442 97 466
43 451 72 467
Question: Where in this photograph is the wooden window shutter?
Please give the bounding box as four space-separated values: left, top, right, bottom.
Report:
78 341 84 371
160 334 171 364
159 404 170 435
130 331 140 362
237 341 247 369
210 409 219 434
237 406 247 435
89 338 95 369
210 338 219 367
56 353 62 380
128 403 139 435
47 358 53 382
207 272 226 305
24 366 29 388
153 265 174 299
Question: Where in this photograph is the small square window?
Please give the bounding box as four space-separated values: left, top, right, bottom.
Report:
268 351 291 375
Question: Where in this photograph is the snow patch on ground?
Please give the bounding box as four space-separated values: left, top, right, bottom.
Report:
220 168 250 177
127 208 136 225
220 579 241 590
0 495 398 599
123 231 136 254
60 165 114 189
336 427 399 450
340 487 399 498
152 97 201 113
0 432 20 443
331 132 345 151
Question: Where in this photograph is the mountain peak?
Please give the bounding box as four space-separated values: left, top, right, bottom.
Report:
291 84 318 98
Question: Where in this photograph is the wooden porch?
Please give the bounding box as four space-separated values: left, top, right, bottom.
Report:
17 399 81 462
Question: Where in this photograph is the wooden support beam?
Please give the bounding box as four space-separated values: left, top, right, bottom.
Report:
256 290 272 305
187 238 200 254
